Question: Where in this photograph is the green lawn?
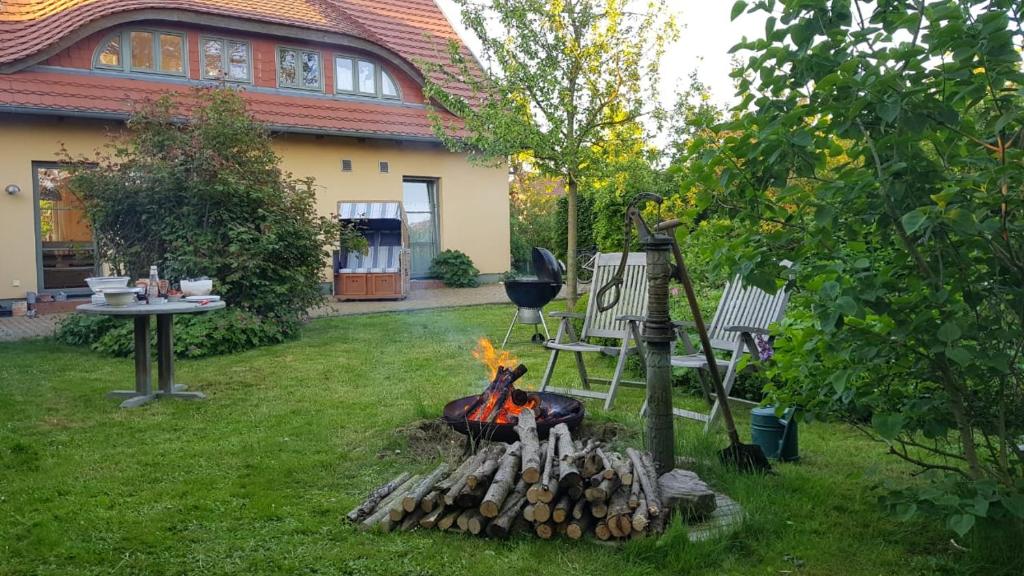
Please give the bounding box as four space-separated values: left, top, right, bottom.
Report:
0 304 1019 576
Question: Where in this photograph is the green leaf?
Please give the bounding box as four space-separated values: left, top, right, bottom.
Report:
894 502 917 521
871 413 904 442
937 322 961 343
970 496 989 517
947 513 975 537
901 210 928 234
790 131 813 146
945 347 971 366
877 100 900 123
731 1 748 21
1003 494 1024 519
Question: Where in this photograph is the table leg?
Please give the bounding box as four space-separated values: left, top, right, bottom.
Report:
155 314 205 401
112 315 156 408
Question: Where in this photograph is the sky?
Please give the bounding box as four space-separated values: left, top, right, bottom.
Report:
434 0 769 109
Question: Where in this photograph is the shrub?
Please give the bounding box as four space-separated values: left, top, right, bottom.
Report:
429 250 479 287
55 309 290 358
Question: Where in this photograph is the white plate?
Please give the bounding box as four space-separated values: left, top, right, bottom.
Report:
185 295 221 302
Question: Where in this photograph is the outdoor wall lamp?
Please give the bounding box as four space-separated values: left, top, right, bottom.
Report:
5 184 20 196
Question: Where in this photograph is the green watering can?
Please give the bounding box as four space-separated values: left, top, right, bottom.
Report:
750 406 800 462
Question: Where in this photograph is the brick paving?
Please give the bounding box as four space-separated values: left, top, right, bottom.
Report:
0 314 64 343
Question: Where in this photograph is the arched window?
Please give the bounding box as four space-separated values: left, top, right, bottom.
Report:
333 54 402 100
93 30 187 76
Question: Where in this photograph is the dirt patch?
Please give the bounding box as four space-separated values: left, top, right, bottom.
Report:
389 419 466 463
578 420 636 444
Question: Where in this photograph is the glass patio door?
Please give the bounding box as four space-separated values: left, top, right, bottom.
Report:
33 163 98 293
402 178 439 278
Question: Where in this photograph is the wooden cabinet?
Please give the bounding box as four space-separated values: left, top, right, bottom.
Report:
335 273 403 300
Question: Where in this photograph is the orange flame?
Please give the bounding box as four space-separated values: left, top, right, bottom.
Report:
472 337 518 381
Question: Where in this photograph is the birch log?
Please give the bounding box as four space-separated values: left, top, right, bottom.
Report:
515 409 542 483
403 463 449 512
480 442 522 517
346 472 411 522
627 448 661 517
360 474 420 530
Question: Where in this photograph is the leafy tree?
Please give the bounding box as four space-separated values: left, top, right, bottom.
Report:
509 156 561 271
422 0 676 308
687 0 1024 535
63 88 338 324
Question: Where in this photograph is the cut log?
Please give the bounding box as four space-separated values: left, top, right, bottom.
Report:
400 507 426 531
466 511 488 535
658 468 717 519
607 487 631 538
572 497 587 520
641 452 665 517
552 423 582 492
566 506 593 540
480 442 523 517
421 489 442 513
346 471 411 523
533 500 551 523
456 509 476 531
436 448 483 493
419 502 447 529
629 473 642 509
403 463 449 512
437 509 460 531
627 448 661 518
535 521 555 540
612 452 633 486
585 476 620 502
591 500 608 518
444 449 491 505
455 484 487 509
359 474 420 530
486 493 527 538
595 447 615 481
631 496 649 532
531 429 559 504
594 519 612 541
522 504 536 522
467 445 506 489
515 408 542 484
552 495 572 523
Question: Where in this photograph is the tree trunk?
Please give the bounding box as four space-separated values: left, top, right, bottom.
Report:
565 177 579 310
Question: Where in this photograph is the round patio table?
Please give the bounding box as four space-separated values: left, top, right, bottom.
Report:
76 300 226 408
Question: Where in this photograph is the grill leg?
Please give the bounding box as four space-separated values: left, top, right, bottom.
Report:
501 308 520 348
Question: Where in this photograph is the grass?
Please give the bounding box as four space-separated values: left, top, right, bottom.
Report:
1 304 1021 576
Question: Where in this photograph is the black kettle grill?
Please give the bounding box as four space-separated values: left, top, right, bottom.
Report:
501 248 563 346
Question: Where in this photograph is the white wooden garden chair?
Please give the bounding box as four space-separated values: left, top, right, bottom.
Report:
646 272 791 431
539 252 647 410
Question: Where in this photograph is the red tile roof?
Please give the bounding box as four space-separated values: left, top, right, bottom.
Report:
0 1 476 96
0 70 459 140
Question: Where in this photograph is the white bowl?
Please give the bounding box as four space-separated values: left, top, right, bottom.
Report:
102 288 139 307
85 276 130 293
180 279 213 297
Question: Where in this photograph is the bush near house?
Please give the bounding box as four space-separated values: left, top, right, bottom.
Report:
55 88 338 357
429 249 479 287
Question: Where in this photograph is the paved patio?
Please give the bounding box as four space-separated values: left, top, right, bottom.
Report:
0 284 573 343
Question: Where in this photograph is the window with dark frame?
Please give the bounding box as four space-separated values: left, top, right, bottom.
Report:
333 54 401 100
277 46 322 91
202 37 251 82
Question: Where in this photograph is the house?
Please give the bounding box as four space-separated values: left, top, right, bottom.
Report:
0 0 510 301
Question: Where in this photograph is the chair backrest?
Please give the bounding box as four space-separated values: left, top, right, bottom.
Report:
706 275 790 352
581 252 648 340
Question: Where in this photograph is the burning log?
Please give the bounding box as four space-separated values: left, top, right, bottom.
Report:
403 463 449 513
346 471 412 523
361 474 420 530
515 408 541 483
480 441 522 517
627 448 661 518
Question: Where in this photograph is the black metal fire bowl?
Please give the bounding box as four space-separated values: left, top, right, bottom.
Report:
442 392 585 443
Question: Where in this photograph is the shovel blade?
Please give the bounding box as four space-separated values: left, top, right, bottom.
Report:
719 442 773 474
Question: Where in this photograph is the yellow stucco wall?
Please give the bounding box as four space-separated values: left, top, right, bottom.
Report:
0 115 510 300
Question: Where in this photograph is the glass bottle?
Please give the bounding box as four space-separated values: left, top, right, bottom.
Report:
147 265 160 303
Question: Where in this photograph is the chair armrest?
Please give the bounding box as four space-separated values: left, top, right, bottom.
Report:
616 314 644 323
549 311 585 319
672 320 696 329
723 325 771 335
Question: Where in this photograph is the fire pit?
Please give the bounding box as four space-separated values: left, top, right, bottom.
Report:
443 339 584 442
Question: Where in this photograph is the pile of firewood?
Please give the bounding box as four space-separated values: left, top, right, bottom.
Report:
346 410 677 540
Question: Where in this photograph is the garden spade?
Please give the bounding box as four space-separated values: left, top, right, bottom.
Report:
656 218 771 474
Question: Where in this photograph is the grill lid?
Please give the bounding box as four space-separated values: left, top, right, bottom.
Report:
532 247 563 284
